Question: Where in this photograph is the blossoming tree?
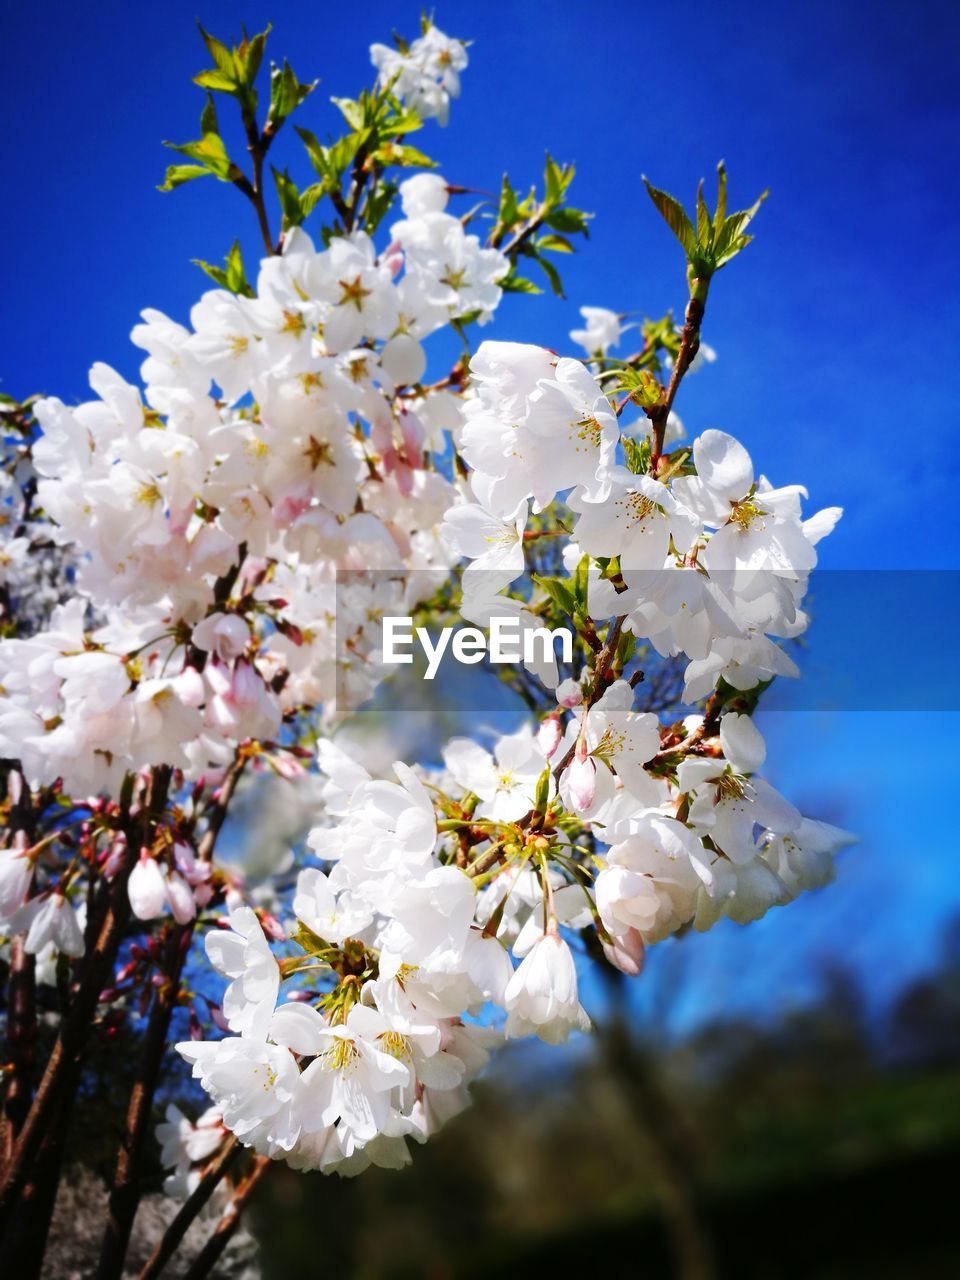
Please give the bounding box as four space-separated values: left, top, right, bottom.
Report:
0 18 853 1277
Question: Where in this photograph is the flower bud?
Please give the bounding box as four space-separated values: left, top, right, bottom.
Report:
556 678 583 709
166 871 197 925
601 928 645 977
537 716 562 760
565 752 596 812
128 853 167 921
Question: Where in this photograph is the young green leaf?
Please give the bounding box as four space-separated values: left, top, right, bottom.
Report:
642 177 698 259
193 239 253 296
501 273 542 295
161 133 236 185
199 93 219 137
272 167 305 227
498 174 519 229
158 163 212 193
372 142 436 169
267 60 317 128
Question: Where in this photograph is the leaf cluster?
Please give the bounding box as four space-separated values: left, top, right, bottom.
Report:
643 163 767 282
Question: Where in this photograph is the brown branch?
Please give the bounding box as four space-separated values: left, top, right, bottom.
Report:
552 615 627 781
182 1156 271 1280
1 771 37 1163
0 767 172 1238
137 1136 240 1280
96 748 247 1278
647 281 710 474
1 938 36 1164
95 924 191 1280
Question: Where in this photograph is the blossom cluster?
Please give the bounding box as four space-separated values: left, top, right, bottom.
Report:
179 329 854 1172
0 17 853 1209
371 25 468 126
0 174 512 808
180 749 510 1176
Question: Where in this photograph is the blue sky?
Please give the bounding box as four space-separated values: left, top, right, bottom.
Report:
4 0 959 568
5 1 959 1024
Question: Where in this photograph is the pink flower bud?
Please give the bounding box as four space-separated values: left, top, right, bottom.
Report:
259 910 286 943
227 658 258 708
556 678 583 709
565 752 596 811
382 240 404 277
102 836 128 879
601 928 645 977
193 881 215 908
165 871 197 925
174 666 205 708
537 716 563 759
128 853 167 921
270 755 307 782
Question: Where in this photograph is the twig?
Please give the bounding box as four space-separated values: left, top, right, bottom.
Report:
648 282 709 473
0 938 36 1164
96 749 247 1278
137 1136 240 1280
182 1156 271 1280
0 767 172 1236
95 925 192 1280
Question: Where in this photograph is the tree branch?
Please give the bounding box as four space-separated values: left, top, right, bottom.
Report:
182 1156 271 1280
0 767 172 1238
137 1135 240 1280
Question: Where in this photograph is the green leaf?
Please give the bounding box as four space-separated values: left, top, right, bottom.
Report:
622 435 651 475
299 183 326 217
199 93 219 136
379 103 424 137
362 181 398 232
534 765 552 812
711 188 768 269
573 555 591 613
614 367 663 409
272 167 304 227
715 161 728 226
296 126 331 179
372 142 436 169
331 95 366 131
268 60 317 127
498 174 519 228
224 239 250 293
500 273 542 295
535 252 565 298
193 260 228 288
197 24 235 78
696 180 712 250
642 177 698 259
293 919 329 956
234 26 271 87
544 206 591 236
158 163 212 192
165 132 234 180
328 133 360 177
616 629 636 668
544 153 574 207
536 232 574 254
194 241 253 295
192 68 238 95
533 574 576 618
296 127 359 198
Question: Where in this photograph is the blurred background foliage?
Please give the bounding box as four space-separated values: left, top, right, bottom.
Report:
32 911 960 1277
248 924 960 1278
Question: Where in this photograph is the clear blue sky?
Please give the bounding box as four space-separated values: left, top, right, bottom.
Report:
4 0 959 569
4 1 959 1024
